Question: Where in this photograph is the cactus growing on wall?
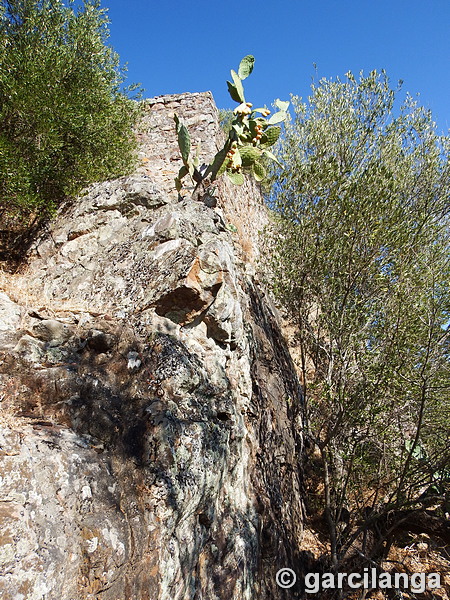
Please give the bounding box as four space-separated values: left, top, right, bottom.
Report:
174 55 289 192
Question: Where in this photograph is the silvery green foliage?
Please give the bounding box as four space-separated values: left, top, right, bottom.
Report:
266 69 450 563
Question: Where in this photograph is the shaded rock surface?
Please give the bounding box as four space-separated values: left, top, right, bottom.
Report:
0 93 304 599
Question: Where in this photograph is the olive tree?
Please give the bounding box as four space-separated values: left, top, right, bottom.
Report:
0 0 140 231
266 70 450 569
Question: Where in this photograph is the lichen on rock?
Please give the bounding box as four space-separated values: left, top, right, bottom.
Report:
0 92 304 600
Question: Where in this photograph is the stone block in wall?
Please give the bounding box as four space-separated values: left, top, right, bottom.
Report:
135 91 270 262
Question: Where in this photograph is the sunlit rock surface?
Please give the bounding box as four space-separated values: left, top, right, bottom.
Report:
0 93 304 600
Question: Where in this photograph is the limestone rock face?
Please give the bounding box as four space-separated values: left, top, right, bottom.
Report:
0 93 304 600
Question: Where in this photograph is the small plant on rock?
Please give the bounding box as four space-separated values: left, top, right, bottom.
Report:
174 55 289 192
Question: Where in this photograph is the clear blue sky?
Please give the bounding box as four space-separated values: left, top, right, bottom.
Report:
103 0 449 134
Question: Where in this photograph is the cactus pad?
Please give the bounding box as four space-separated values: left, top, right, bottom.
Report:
174 114 191 163
227 170 245 185
267 111 287 126
238 55 255 80
252 161 267 182
239 146 262 166
231 70 245 103
275 99 290 112
260 126 281 148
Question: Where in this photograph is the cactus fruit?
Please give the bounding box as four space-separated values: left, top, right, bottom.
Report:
234 102 252 116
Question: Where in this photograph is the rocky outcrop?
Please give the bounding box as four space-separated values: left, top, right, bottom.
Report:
0 93 304 600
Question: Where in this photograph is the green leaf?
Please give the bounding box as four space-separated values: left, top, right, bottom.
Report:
230 70 245 103
216 155 230 178
227 81 242 104
230 148 242 170
252 160 266 182
260 126 281 147
193 142 201 168
208 145 229 180
238 55 255 80
275 99 290 112
175 167 188 191
232 122 245 138
248 119 266 137
174 114 191 163
239 145 262 166
267 111 287 126
261 149 283 166
227 170 245 185
178 165 189 179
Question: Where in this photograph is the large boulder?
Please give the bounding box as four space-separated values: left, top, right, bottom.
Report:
0 94 304 600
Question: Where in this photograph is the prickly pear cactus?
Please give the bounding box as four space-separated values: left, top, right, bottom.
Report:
174 55 289 192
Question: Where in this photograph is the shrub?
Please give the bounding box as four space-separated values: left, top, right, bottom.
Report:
0 0 141 227
267 70 450 568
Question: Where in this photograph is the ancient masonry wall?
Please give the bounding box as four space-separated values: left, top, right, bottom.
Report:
135 91 270 261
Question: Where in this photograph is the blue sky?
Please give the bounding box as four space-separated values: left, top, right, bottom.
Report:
103 0 449 134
